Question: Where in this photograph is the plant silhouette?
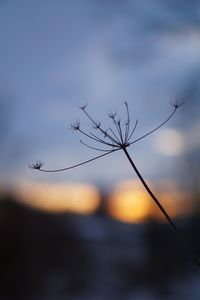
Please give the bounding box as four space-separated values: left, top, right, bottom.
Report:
30 101 200 268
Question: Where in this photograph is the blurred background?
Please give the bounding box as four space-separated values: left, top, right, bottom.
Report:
0 0 200 299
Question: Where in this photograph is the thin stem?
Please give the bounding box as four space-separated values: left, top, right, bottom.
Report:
127 119 138 142
117 120 124 143
78 128 105 143
129 107 176 145
89 132 119 147
125 121 130 143
108 127 121 144
124 102 130 141
123 147 200 268
37 149 119 172
81 108 118 144
113 119 122 141
80 139 114 152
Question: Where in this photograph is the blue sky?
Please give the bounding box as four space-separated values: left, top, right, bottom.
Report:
0 0 200 186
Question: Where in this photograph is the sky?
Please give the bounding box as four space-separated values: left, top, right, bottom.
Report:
0 0 200 187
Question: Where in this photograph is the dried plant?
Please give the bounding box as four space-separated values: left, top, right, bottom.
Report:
30 100 200 267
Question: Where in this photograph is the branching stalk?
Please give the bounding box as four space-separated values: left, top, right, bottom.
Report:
30 100 200 268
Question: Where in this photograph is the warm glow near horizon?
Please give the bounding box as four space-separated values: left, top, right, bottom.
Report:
15 181 100 214
9 178 194 222
107 179 192 223
108 189 150 223
107 180 152 223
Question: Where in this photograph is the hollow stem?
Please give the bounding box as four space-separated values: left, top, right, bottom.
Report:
123 147 200 268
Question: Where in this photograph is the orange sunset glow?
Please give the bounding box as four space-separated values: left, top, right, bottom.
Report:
107 180 192 223
107 180 152 223
15 181 100 214
12 179 193 222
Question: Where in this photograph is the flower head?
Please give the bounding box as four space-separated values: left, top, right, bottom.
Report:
70 121 80 131
28 160 44 170
171 99 184 109
31 101 182 173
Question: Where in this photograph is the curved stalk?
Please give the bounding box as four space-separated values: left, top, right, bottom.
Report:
123 147 200 268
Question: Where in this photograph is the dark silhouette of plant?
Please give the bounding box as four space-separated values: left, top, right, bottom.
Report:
30 101 200 268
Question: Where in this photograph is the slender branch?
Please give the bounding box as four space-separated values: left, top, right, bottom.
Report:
89 132 119 147
127 119 138 142
78 128 105 143
117 119 124 143
124 120 130 143
109 114 123 142
124 102 130 142
71 122 116 146
80 139 114 152
33 149 119 172
129 107 177 145
108 127 121 144
81 107 118 144
122 147 200 268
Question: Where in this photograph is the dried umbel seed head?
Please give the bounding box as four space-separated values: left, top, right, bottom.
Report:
70 121 80 131
108 112 117 120
30 101 200 268
28 160 44 170
79 103 88 111
30 101 183 173
92 122 101 130
171 99 184 109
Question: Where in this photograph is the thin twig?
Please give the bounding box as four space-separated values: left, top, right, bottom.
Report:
123 147 200 268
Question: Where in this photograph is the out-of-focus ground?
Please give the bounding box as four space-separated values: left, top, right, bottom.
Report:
0 183 200 300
